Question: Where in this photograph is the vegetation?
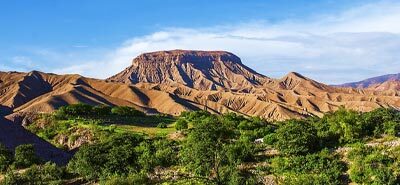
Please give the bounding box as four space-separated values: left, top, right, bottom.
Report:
13 144 39 169
0 144 12 172
348 144 400 185
2 104 400 184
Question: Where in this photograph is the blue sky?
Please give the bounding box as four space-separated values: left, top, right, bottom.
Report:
1 0 399 84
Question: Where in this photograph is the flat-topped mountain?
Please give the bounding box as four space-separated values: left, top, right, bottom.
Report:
1 50 400 122
107 50 272 90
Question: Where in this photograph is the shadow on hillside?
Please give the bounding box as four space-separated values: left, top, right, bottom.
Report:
0 105 12 116
0 117 72 165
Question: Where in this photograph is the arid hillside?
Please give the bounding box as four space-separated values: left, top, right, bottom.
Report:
1 50 400 121
338 73 400 91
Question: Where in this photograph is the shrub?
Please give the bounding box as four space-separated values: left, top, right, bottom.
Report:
58 103 93 116
1 162 65 185
101 173 150 185
13 144 39 168
92 105 112 116
111 106 145 117
263 133 277 145
175 119 188 130
271 150 346 185
348 145 399 185
157 122 167 128
0 144 13 172
274 120 318 155
180 118 254 184
68 134 145 180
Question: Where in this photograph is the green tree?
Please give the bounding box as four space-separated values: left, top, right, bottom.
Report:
175 119 188 130
274 120 318 155
68 134 144 180
111 106 145 117
13 144 38 168
180 117 255 184
0 144 13 172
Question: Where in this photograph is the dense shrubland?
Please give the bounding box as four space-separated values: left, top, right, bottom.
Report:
1 104 400 184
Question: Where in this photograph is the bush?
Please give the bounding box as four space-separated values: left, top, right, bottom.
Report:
68 134 145 180
180 117 255 184
348 145 399 185
1 162 65 185
263 133 277 145
100 173 150 185
58 103 93 116
13 144 39 168
271 150 346 185
175 119 188 130
0 144 13 172
92 105 112 116
111 106 145 117
157 122 167 128
274 120 318 155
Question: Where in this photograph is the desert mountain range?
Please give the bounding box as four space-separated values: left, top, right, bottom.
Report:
338 73 400 91
1 50 400 122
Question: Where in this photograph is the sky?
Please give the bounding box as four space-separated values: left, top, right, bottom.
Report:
1 0 399 84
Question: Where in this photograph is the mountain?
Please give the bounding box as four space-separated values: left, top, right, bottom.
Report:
107 50 273 90
338 73 400 91
1 50 400 122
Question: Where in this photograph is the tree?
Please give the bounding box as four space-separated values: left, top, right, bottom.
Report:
0 143 13 172
58 103 93 116
68 134 144 180
180 117 254 184
92 105 112 116
274 120 318 155
111 106 145 117
13 144 38 168
175 119 188 130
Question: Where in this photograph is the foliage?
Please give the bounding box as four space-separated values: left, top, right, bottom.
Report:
1 162 65 185
100 173 150 185
56 103 146 118
274 120 318 155
13 144 39 169
313 108 400 146
348 145 400 185
180 117 256 184
271 149 346 185
0 144 13 172
67 133 144 180
157 122 167 128
58 103 93 117
111 106 145 117
175 119 188 130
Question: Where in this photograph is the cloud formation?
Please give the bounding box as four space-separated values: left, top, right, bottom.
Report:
13 1 400 84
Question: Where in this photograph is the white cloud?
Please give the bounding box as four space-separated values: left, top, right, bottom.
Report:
51 1 400 84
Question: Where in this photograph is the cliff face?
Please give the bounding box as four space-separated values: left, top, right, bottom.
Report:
107 50 272 90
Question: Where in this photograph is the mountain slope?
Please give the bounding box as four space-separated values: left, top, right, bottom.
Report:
1 50 400 122
338 73 400 91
